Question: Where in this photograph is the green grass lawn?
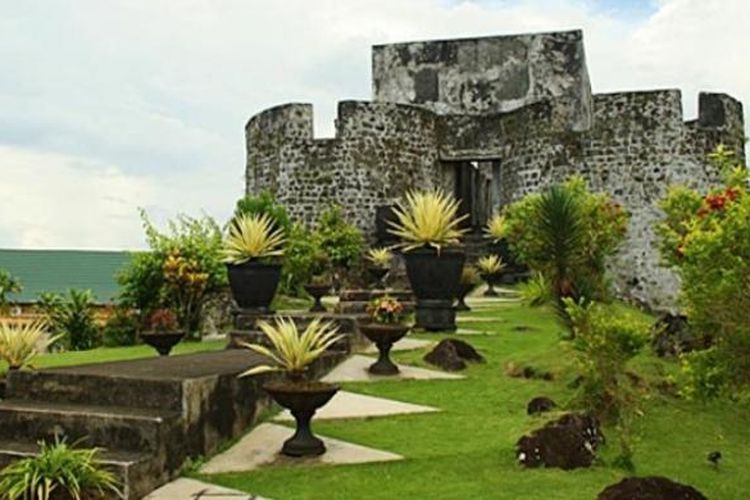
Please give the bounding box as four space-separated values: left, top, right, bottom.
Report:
198 300 750 499
0 339 225 374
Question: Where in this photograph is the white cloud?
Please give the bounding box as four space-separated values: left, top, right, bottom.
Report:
0 0 747 249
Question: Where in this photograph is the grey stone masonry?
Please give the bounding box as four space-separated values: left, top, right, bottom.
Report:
245 30 745 311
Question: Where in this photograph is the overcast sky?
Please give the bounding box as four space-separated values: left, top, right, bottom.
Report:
0 0 747 250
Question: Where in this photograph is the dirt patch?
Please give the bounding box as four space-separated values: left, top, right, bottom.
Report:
526 396 557 415
505 362 554 381
597 476 707 499
516 413 604 470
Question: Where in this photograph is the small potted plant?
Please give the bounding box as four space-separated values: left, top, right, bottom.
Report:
359 296 409 375
140 308 184 356
485 212 525 283
365 247 393 288
303 249 332 313
223 213 286 313
0 320 60 372
477 254 505 297
456 265 481 311
389 189 467 331
240 317 342 457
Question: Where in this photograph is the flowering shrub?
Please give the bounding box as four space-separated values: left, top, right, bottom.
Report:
657 145 750 398
146 308 179 333
366 296 405 324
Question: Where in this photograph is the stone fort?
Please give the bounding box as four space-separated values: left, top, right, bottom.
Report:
245 30 745 311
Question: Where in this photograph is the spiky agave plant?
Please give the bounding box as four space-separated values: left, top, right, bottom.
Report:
365 247 393 268
0 320 61 370
222 213 286 265
0 436 123 500
239 317 343 380
460 265 481 286
484 213 507 243
388 189 468 252
476 255 505 276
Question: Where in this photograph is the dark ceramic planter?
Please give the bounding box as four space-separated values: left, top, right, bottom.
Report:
226 260 282 313
404 247 465 331
481 273 501 297
367 266 389 288
140 331 185 356
359 323 410 375
304 284 330 313
264 381 340 457
455 283 475 311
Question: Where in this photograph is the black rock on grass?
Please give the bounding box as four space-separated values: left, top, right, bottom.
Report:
516 413 604 470
526 396 557 415
597 476 707 500
424 339 484 371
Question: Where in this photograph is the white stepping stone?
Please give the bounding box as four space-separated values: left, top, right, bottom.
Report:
457 316 505 323
273 390 438 422
321 355 464 383
455 328 485 335
200 423 402 474
361 337 434 354
145 477 267 499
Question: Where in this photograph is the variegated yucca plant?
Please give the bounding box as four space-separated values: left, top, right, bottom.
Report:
365 247 393 268
477 254 505 276
0 320 61 370
388 189 468 252
222 213 286 265
484 213 507 243
239 317 343 380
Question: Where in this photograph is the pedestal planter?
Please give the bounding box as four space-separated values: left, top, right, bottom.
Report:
140 331 185 356
226 261 282 313
367 266 389 288
455 283 474 311
359 323 410 375
304 284 330 313
264 381 340 457
481 273 501 297
403 247 465 331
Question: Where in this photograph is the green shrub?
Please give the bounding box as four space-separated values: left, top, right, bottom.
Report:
102 307 140 347
0 437 122 500
315 205 363 270
656 145 750 398
37 289 99 351
281 224 328 295
234 191 291 235
505 177 628 329
0 269 22 314
118 210 226 338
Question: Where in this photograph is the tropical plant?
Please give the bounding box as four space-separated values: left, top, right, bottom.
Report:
504 177 628 330
37 289 99 351
280 224 327 296
0 320 61 370
460 265 481 286
388 189 468 252
146 308 179 333
657 145 750 399
365 247 393 269
519 272 552 307
484 213 507 243
476 254 505 275
315 205 363 269
239 317 342 379
222 213 286 265
234 191 291 235
0 436 122 500
101 307 139 347
0 269 22 313
366 296 405 324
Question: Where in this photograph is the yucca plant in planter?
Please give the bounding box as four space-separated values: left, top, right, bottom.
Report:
240 317 342 457
223 213 286 313
0 320 61 371
139 308 184 356
456 265 481 311
477 254 506 297
360 296 409 375
388 189 468 331
365 247 393 288
484 212 525 283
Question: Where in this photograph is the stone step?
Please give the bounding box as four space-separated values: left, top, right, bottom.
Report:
0 439 163 500
0 399 181 454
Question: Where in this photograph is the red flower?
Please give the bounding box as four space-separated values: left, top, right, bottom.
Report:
725 187 741 201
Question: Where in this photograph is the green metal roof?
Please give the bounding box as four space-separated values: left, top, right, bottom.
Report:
0 249 133 304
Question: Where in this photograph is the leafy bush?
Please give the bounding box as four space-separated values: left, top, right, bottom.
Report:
37 289 99 351
281 223 328 295
101 307 139 347
504 177 628 328
0 269 22 313
519 272 552 307
235 190 291 235
0 321 60 370
0 437 122 500
315 205 363 269
118 210 226 338
657 145 750 398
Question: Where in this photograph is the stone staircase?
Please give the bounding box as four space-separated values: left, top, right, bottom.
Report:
0 349 342 499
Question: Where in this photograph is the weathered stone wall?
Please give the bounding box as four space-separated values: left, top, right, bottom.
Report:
372 30 593 130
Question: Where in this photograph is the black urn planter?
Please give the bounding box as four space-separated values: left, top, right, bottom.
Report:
403 247 465 331
264 381 339 457
226 260 282 313
140 331 185 356
303 284 330 313
481 273 501 297
359 323 410 375
455 283 475 311
367 266 389 288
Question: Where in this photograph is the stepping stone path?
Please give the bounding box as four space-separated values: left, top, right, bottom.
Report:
200 423 403 474
455 328 485 335
145 478 266 499
273 390 438 422
361 337 434 354
322 355 464 382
